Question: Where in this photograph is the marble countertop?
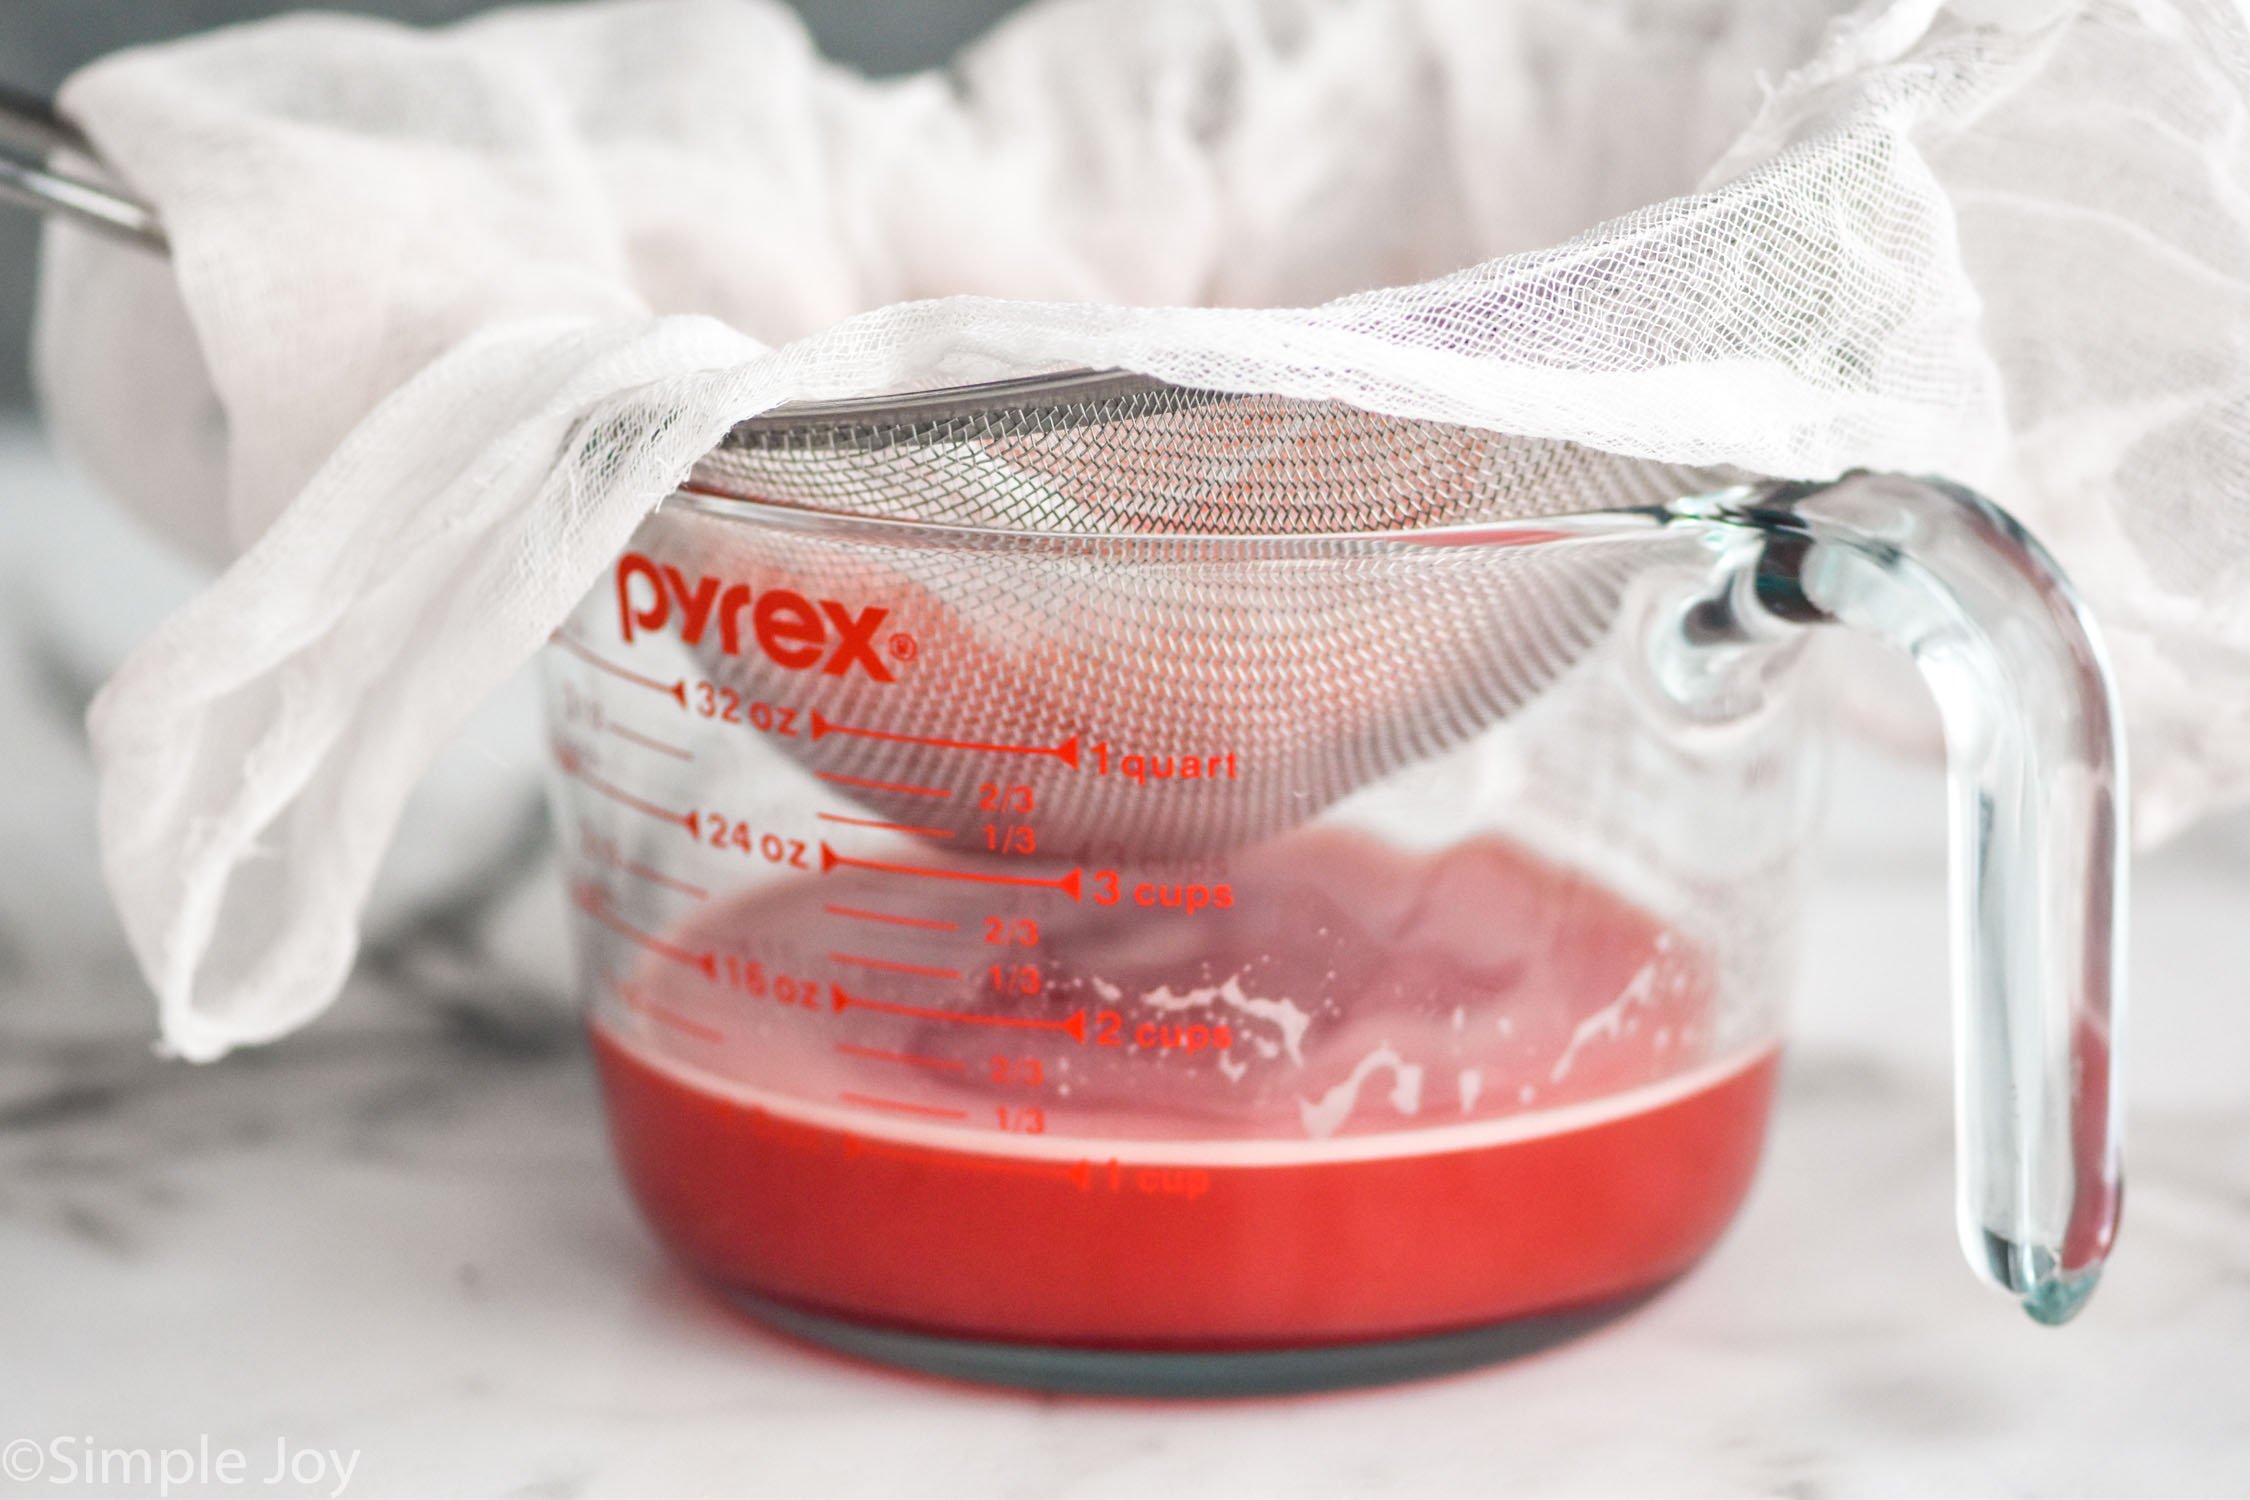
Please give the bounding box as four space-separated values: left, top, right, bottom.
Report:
4 417 2249 1499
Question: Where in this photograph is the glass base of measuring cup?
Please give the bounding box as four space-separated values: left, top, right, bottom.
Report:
725 1287 1665 1397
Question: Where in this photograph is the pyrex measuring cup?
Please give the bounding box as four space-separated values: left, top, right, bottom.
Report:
541 373 2123 1393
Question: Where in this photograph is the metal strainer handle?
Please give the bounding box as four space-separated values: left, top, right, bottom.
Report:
0 84 168 253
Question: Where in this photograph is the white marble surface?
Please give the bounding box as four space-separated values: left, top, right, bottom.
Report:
4 417 2250 1499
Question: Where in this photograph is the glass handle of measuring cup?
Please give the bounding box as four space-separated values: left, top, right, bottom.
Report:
1740 471 2127 1324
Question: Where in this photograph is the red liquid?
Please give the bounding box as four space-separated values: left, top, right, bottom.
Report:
590 831 1780 1349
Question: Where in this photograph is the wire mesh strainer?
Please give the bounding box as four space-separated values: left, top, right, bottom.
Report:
652 371 1733 858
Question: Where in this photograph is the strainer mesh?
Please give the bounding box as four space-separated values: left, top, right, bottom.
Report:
659 373 1720 856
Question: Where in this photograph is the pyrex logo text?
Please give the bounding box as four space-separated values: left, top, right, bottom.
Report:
615 553 898 683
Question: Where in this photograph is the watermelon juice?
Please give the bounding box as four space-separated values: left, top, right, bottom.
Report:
586 828 1780 1349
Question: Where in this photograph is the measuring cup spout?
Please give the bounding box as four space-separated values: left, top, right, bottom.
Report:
1696 472 2127 1323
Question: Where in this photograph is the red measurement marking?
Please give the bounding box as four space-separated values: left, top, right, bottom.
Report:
820 843 1082 900
831 983 1086 1041
554 744 694 830
623 860 707 902
837 1093 971 1122
822 904 959 933
816 771 953 800
611 979 725 1045
552 632 688 706
605 719 693 761
809 711 1080 769
581 832 709 900
839 1132 1095 1189
828 952 963 980
834 1042 968 1074
573 884 715 979
816 812 954 839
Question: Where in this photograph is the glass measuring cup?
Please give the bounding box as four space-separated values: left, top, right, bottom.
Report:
540 375 2124 1393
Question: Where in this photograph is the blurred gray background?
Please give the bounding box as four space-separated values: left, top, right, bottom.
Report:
0 0 1024 409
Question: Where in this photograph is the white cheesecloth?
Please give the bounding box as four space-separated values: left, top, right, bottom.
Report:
32 0 2250 1058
